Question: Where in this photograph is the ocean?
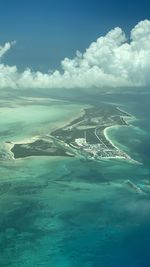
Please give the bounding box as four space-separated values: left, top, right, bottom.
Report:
0 89 150 267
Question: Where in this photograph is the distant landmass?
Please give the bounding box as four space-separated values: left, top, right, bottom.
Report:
9 104 134 161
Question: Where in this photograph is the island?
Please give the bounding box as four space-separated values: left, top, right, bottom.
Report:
9 104 134 161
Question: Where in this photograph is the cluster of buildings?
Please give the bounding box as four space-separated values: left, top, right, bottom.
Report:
74 137 129 159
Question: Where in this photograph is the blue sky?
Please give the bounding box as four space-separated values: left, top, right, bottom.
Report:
0 0 149 72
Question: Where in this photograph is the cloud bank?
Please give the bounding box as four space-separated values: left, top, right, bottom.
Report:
0 19 150 90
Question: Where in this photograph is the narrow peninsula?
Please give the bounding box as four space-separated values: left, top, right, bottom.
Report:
9 104 134 162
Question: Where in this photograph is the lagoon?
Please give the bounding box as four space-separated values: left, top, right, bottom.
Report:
0 90 150 267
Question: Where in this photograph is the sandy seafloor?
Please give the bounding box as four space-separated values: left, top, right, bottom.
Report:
0 89 150 267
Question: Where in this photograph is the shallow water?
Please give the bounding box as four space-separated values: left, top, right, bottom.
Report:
0 90 150 267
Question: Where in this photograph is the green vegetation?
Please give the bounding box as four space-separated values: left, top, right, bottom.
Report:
11 104 131 160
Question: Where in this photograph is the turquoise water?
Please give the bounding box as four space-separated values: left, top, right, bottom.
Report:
0 90 150 267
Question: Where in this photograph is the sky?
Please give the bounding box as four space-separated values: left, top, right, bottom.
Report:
0 0 150 90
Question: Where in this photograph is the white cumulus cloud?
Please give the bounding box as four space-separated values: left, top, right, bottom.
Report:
0 19 150 90
0 41 16 59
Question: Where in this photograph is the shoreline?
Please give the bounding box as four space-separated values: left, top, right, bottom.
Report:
5 136 40 160
9 126 137 163
103 125 141 164
103 125 132 160
4 106 86 160
5 104 140 164
50 106 88 133
103 125 124 151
